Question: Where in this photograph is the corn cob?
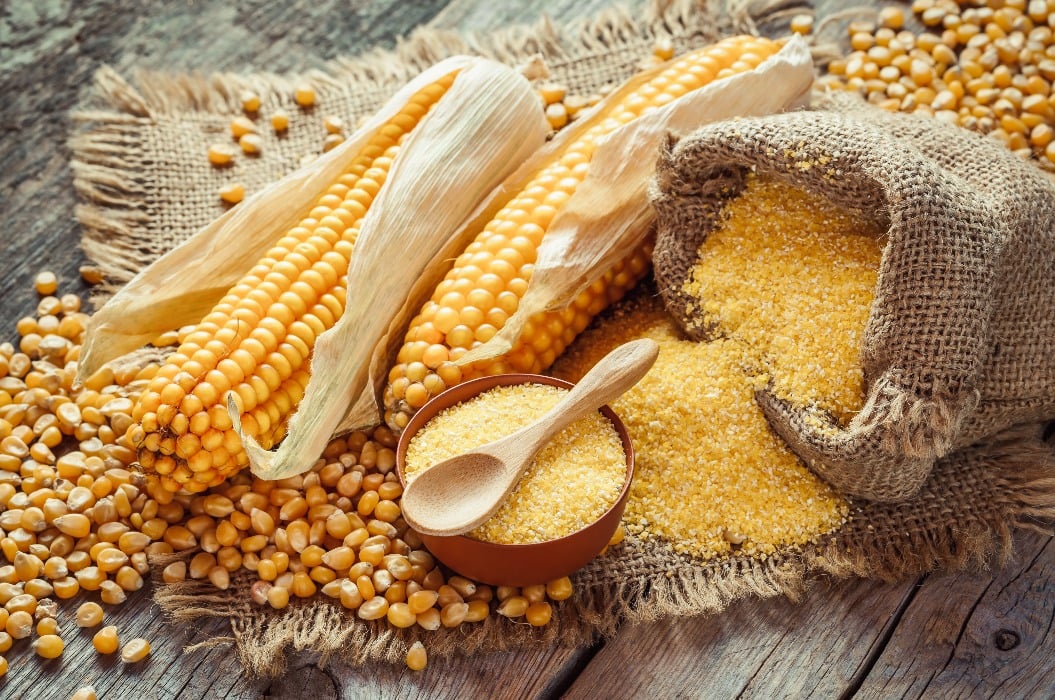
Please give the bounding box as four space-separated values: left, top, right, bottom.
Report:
383 35 782 431
128 74 457 494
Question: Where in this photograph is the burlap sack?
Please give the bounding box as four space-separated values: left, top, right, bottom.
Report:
68 4 1055 676
651 93 1055 502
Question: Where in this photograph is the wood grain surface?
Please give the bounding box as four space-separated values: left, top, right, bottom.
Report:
1 1 1053 698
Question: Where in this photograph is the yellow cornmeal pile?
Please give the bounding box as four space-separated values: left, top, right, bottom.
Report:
404 384 625 544
552 295 850 560
684 174 884 425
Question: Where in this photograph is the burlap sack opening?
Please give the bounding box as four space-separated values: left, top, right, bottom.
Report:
68 2 1055 677
651 93 1055 502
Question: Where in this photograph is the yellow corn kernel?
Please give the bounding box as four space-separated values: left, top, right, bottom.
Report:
208 144 236 166
132 73 458 495
267 585 290 609
241 90 261 113
76 601 104 627
383 35 780 430
464 599 490 622
271 109 290 132
121 637 151 663
294 84 316 108
357 596 389 620
525 601 553 626
545 576 573 601
497 596 529 618
406 641 427 671
386 602 417 628
71 687 98 700
93 624 119 654
35 616 58 636
6 610 32 639
219 182 245 204
240 133 264 155
34 271 58 296
33 633 64 659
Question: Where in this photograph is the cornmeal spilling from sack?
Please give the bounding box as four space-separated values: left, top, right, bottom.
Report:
683 174 884 426
553 173 886 559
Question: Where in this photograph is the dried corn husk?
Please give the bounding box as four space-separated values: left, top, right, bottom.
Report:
232 58 549 480
454 36 814 367
76 56 542 382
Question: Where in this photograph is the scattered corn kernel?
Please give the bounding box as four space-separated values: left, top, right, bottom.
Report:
294 83 316 108
207 144 236 166
323 115 344 134
230 116 256 139
219 182 245 204
239 133 264 155
33 633 64 659
76 601 104 627
271 109 290 132
241 90 262 113
790 14 814 35
71 687 97 700
406 641 427 671
34 272 58 296
93 625 119 654
120 637 151 663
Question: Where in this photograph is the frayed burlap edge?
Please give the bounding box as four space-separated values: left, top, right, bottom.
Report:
150 422 1055 677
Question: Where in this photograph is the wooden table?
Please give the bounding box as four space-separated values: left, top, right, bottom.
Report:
2 1 1053 697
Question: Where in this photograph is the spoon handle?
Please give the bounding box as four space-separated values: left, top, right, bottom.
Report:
526 338 659 450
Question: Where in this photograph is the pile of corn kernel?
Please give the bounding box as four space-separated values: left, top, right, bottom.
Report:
817 0 1055 169
552 294 850 560
0 274 586 679
404 383 626 544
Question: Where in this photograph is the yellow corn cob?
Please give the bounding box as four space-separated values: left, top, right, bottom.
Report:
128 73 457 495
383 35 782 431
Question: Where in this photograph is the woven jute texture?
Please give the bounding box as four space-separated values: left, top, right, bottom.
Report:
651 93 1055 502
69 1 1055 678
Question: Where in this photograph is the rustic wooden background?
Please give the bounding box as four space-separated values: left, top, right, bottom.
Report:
1 0 1053 698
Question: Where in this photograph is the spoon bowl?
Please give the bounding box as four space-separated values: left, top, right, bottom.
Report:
395 373 636 586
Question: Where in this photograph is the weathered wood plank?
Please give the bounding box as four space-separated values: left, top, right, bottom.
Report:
562 575 918 699
277 644 592 700
856 530 1055 700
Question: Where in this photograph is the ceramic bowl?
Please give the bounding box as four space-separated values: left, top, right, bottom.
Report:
394 373 634 587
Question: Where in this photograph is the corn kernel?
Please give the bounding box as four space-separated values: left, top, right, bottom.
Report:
121 637 151 663
93 625 119 654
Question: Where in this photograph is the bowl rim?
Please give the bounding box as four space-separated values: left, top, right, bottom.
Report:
394 372 635 549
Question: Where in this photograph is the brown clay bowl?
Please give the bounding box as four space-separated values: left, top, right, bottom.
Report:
394 373 634 587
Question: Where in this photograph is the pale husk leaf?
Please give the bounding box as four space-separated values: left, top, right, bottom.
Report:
76 56 476 383
236 58 549 480
455 36 814 366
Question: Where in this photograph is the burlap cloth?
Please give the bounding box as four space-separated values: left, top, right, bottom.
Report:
70 0 1055 677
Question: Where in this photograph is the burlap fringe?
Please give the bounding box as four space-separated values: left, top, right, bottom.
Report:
153 539 811 677
812 425 1055 583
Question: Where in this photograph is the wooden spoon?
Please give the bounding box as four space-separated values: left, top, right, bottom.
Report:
400 338 659 537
